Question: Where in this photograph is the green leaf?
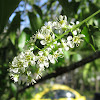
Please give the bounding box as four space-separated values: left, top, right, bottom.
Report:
58 0 80 17
28 11 43 33
83 63 90 79
10 83 17 96
0 12 21 43
18 31 26 51
8 12 21 33
33 4 43 18
81 26 96 51
81 26 90 43
9 32 16 45
23 28 32 41
89 1 100 18
72 54 82 62
0 0 21 34
63 50 70 60
89 43 96 52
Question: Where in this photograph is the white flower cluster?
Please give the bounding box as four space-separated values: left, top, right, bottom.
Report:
9 15 85 85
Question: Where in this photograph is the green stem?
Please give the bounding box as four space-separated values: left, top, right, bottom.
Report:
72 10 100 29
35 45 41 50
41 10 100 51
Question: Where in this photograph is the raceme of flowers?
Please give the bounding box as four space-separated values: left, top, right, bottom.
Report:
9 15 85 85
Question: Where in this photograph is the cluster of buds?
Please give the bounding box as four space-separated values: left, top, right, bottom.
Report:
9 15 85 85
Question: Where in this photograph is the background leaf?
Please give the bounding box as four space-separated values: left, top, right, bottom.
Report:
0 0 21 34
9 32 16 45
18 31 26 50
28 11 43 33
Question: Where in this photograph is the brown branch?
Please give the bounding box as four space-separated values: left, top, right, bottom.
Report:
9 51 100 99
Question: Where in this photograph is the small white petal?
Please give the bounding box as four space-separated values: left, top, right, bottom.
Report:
57 42 61 46
65 47 69 51
79 34 85 38
46 47 52 52
70 22 75 25
64 15 67 20
12 68 19 73
39 63 44 68
51 45 55 48
54 41 57 44
31 61 35 66
67 36 72 41
31 79 36 83
13 75 18 82
30 47 34 51
73 30 77 35
52 34 55 39
40 40 46 45
59 15 63 20
50 58 55 64
76 21 79 24
38 51 43 56
23 62 28 67
44 61 49 68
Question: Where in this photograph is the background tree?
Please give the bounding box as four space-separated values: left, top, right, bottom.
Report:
0 0 100 100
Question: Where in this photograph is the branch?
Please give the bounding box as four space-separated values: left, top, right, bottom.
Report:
18 51 100 92
8 51 100 99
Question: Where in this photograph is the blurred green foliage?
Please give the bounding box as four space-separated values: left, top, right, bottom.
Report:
0 0 100 99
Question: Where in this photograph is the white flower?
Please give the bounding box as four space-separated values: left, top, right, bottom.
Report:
12 68 19 73
31 79 36 83
36 31 44 39
59 15 67 28
73 34 85 46
13 75 19 82
30 47 34 51
58 48 63 54
25 50 36 65
52 21 60 29
40 33 55 45
67 36 72 41
23 62 28 67
48 54 55 64
67 40 74 48
73 30 77 35
37 51 49 68
61 38 69 51
46 21 53 31
38 51 43 56
76 21 79 24
48 50 62 64
9 15 85 85
46 47 52 53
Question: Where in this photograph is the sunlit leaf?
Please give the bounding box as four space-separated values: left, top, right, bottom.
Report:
83 63 90 79
81 26 90 43
72 53 82 62
9 32 16 45
81 26 96 51
18 31 26 50
23 27 32 41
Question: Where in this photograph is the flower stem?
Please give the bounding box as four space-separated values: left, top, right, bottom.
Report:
41 10 100 51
